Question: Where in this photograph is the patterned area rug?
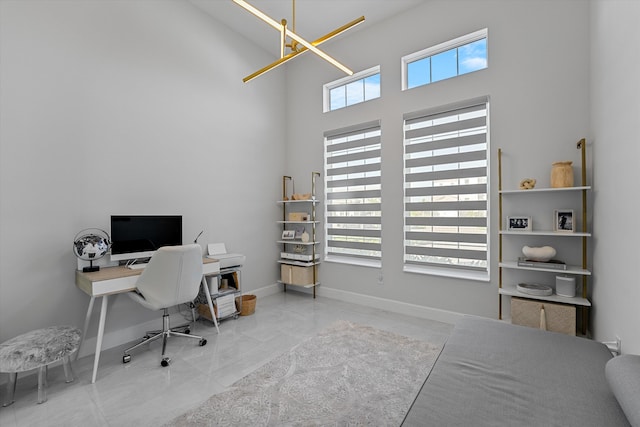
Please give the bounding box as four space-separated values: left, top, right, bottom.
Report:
168 320 443 426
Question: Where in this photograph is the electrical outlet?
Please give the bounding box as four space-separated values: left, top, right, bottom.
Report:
377 273 383 285
603 336 622 356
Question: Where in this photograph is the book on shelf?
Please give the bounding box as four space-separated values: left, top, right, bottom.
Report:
517 257 567 270
280 252 320 262
216 294 237 317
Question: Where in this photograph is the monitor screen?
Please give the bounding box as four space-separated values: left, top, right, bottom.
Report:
110 215 182 262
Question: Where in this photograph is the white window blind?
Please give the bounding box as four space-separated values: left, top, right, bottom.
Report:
403 97 489 277
324 120 382 266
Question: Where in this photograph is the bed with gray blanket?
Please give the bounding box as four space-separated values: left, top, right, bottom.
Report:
403 316 639 426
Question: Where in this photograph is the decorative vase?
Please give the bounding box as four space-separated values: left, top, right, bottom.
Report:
522 245 556 262
550 161 574 188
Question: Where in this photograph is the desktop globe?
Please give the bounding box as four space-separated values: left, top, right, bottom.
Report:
73 228 111 272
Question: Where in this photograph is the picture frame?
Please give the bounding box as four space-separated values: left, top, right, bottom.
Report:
281 230 296 240
554 209 575 232
293 225 305 239
507 216 532 231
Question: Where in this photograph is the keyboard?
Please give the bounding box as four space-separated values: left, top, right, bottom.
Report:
126 263 148 270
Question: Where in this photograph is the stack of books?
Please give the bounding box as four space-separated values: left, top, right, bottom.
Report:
517 257 567 270
281 252 320 262
216 294 237 318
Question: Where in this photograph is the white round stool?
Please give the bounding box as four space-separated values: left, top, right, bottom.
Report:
0 326 81 406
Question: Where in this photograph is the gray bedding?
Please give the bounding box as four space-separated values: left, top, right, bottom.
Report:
402 316 629 426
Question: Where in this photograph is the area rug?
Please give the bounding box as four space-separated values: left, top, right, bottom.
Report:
167 320 444 426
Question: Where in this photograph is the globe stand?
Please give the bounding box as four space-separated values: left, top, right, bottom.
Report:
83 260 100 273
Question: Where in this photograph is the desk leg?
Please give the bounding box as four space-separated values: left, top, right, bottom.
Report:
77 296 96 361
201 277 220 334
91 295 108 384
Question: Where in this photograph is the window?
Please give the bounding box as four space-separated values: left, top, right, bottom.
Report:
402 29 487 90
403 97 489 280
324 120 382 266
324 66 380 112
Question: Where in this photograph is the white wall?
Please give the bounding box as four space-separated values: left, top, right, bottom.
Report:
2 0 637 356
0 0 287 349
284 0 590 320
590 0 640 354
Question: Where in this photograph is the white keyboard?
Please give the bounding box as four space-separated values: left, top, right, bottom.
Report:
126 263 148 270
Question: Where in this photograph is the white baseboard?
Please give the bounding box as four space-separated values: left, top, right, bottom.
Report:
253 282 463 325
76 283 459 360
243 283 281 299
317 286 463 325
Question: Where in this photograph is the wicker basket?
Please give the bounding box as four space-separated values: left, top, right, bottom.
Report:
239 294 256 316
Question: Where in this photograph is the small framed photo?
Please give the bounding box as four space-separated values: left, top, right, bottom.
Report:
554 209 574 232
281 230 296 240
507 216 532 231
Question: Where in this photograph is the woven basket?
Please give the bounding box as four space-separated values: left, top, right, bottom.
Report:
240 294 256 316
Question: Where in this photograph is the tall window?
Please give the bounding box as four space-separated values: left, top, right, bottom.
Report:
403 97 489 280
324 121 382 267
402 29 488 90
324 66 380 112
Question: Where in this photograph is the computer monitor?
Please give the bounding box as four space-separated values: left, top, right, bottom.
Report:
110 215 183 262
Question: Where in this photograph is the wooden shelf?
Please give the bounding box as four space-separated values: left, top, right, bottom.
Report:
499 186 590 194
499 284 591 307
500 230 591 237
499 261 590 276
277 199 320 204
277 260 320 267
277 220 320 224
498 141 591 335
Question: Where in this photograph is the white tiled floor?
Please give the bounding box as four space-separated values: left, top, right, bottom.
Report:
0 291 453 426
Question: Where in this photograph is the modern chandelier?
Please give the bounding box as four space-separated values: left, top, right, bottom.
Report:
233 0 365 83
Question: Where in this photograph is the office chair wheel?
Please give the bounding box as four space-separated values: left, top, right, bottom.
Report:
199 339 207 346
123 354 131 364
161 357 171 367
184 329 190 335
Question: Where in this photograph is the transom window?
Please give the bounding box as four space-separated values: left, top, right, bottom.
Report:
402 29 488 90
324 66 380 112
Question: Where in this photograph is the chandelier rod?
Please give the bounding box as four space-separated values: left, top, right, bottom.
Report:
233 0 364 82
243 15 365 83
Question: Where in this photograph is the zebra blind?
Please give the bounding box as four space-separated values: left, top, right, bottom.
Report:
324 120 382 265
403 97 489 275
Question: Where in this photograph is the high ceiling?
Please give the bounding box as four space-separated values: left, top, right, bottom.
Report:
190 0 427 58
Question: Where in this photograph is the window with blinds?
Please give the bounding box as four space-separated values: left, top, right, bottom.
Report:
324 120 382 267
403 97 489 279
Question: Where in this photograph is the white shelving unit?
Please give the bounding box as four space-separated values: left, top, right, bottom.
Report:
198 266 242 323
277 173 321 298
498 139 591 335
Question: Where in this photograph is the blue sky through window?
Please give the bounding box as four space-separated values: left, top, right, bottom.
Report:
406 36 487 90
459 39 487 74
328 71 380 111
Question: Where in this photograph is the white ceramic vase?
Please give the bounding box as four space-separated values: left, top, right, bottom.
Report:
522 245 556 262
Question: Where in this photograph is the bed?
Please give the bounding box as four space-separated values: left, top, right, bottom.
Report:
402 316 638 426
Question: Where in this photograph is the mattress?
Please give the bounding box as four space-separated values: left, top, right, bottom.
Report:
402 316 629 427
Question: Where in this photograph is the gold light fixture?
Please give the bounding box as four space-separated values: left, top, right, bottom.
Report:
233 0 365 83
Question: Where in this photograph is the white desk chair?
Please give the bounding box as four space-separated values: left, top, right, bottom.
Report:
123 244 207 367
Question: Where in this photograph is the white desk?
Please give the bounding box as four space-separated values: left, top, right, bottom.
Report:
75 258 221 383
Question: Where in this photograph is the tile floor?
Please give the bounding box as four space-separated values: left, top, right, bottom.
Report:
0 291 453 426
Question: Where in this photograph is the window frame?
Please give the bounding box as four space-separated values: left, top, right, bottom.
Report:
402 96 490 282
401 28 488 91
323 66 381 112
324 120 382 268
